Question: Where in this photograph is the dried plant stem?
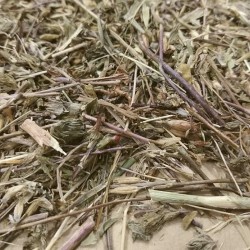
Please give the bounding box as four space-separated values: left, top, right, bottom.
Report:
149 190 250 209
36 82 79 94
224 101 250 116
57 24 83 51
0 110 31 134
0 153 35 166
109 29 147 64
194 38 229 47
188 108 239 149
120 202 130 250
207 56 240 106
0 93 22 112
0 123 58 141
57 142 87 201
162 178 248 188
0 197 149 234
120 167 165 181
0 131 25 140
96 150 121 227
1 92 59 101
73 0 99 20
178 147 211 181
52 42 87 58
45 216 71 250
213 139 242 196
16 70 47 81
166 7 197 30
60 216 95 250
139 35 225 126
130 65 138 106
83 80 121 85
186 204 235 216
84 146 130 155
83 114 150 143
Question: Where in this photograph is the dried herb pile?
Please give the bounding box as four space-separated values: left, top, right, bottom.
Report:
0 0 250 249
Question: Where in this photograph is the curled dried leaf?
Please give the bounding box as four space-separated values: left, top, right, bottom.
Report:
25 197 53 217
1 185 27 204
12 191 34 223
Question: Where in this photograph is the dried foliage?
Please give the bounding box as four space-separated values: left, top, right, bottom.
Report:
0 0 250 249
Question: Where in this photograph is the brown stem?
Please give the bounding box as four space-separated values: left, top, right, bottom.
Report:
83 113 150 144
187 108 239 149
0 197 149 234
138 35 225 126
60 216 95 250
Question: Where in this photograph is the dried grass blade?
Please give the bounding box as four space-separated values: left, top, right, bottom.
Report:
149 190 250 209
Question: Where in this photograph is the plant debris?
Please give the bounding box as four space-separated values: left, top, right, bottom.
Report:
0 0 250 249
187 229 217 250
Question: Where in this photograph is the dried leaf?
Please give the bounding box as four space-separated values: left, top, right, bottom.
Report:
187 230 217 250
124 0 145 21
182 211 198 230
85 98 100 115
142 2 150 29
81 232 98 247
181 8 206 26
128 209 180 241
0 72 17 91
39 33 60 41
177 64 193 83
25 197 53 217
98 218 119 237
84 84 97 98
12 190 34 223
20 119 66 155
1 185 27 204
228 1 250 26
0 15 15 33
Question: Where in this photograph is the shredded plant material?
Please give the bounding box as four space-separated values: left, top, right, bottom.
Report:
0 0 250 249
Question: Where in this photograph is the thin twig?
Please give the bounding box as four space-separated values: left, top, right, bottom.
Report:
45 216 71 250
96 150 121 228
0 93 22 112
57 142 87 201
120 201 130 250
188 108 239 149
0 197 149 234
16 70 47 82
130 65 138 106
83 113 150 144
224 101 250 116
139 35 225 126
0 111 31 134
213 139 242 196
178 147 212 181
52 42 87 58
207 56 240 106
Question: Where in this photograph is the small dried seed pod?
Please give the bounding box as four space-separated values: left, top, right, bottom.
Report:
51 119 86 145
